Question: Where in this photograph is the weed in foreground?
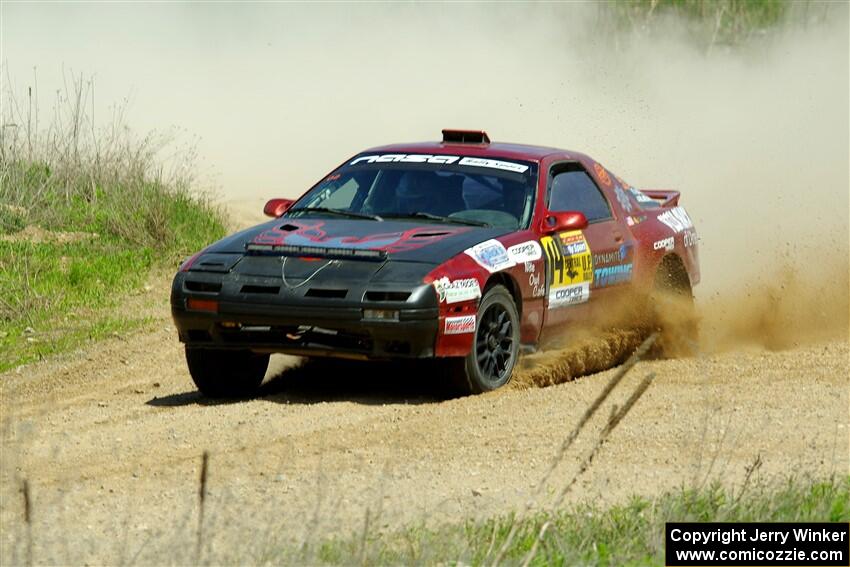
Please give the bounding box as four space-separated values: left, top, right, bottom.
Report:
0 73 225 369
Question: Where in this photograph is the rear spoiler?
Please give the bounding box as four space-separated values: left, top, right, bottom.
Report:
641 189 680 208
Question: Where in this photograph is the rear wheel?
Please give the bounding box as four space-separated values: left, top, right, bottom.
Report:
651 257 698 357
448 285 520 395
185 347 269 398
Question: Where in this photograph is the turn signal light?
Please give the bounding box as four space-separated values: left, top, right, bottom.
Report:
187 298 219 313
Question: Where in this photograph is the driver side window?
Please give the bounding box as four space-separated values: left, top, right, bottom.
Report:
548 164 612 222
320 178 360 209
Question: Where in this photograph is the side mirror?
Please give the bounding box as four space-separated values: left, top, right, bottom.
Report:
263 198 295 218
541 211 588 234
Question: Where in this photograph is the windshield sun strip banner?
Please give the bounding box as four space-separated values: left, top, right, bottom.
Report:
349 154 530 174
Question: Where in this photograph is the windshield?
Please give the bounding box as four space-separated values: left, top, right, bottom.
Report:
288 153 539 229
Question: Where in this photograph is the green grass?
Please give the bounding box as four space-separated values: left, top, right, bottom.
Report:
0 78 226 371
604 0 795 49
0 192 224 371
287 476 849 566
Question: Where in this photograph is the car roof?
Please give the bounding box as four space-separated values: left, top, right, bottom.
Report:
362 140 590 163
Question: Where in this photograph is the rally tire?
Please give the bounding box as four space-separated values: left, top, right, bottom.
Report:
651 257 698 357
185 347 269 398
448 285 520 395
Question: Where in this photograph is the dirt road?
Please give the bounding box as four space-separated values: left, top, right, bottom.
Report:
1 275 847 564
1 206 847 563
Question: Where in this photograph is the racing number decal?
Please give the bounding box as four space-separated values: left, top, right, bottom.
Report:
541 231 593 308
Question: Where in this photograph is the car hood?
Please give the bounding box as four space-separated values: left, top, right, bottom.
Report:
204 217 513 265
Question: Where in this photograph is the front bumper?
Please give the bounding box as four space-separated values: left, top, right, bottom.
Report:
171 271 439 360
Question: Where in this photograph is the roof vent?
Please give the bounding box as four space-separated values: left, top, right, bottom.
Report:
442 129 490 144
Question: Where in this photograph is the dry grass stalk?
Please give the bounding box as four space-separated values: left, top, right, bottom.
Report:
519 372 657 567
196 450 209 562
21 477 32 567
491 332 658 566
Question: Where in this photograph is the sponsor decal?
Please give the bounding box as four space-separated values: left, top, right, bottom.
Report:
523 261 545 297
528 270 544 298
629 187 655 204
560 232 588 256
657 207 694 233
593 163 612 187
549 282 590 308
350 154 529 173
507 240 542 263
464 239 515 273
457 157 529 173
594 264 633 287
541 231 593 308
626 214 647 226
444 315 476 335
433 277 482 304
653 236 675 252
592 244 630 267
614 185 633 213
683 228 698 248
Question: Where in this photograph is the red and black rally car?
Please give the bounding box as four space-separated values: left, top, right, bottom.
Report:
171 130 699 396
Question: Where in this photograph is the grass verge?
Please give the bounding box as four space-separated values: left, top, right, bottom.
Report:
0 75 225 371
299 476 849 566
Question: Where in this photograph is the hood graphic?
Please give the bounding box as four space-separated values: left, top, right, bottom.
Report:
221 219 513 264
250 220 468 254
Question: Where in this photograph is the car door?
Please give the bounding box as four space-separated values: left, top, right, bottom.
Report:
540 162 635 329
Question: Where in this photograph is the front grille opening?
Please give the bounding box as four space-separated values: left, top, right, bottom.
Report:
305 288 347 299
364 291 411 302
187 330 212 342
241 284 280 294
184 281 222 293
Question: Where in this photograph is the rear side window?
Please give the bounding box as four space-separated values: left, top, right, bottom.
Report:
548 165 612 222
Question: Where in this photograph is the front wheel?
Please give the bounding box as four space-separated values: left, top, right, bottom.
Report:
185 347 269 398
447 285 520 395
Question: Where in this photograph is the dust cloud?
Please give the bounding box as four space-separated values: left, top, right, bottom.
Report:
3 3 848 353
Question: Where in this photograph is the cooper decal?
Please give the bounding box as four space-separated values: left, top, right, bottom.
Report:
507 240 543 263
464 239 515 273
432 277 482 304
549 282 590 308
653 236 675 252
657 207 694 233
444 315 476 335
541 230 593 308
